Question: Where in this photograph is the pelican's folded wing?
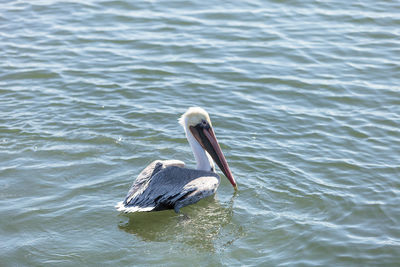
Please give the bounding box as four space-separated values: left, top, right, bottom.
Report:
124 160 184 202
116 165 219 213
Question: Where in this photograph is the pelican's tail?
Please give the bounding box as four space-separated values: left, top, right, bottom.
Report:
115 201 155 213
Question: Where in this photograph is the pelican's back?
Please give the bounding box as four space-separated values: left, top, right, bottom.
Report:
116 160 220 213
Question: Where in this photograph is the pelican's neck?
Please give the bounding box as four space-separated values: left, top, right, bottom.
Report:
185 126 214 172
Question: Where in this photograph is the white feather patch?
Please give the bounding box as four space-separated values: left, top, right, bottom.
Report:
115 201 154 213
179 107 212 128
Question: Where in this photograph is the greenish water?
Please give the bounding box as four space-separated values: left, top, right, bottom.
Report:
1 0 399 266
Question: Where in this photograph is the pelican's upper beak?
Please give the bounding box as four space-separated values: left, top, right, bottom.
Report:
189 120 237 189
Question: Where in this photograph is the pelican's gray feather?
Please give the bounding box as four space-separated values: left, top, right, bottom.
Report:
116 160 220 213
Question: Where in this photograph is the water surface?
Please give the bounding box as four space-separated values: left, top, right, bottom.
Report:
1 0 399 266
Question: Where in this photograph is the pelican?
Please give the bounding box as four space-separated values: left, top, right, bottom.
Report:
116 107 237 213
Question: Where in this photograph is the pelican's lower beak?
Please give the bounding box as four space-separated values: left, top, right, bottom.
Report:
190 122 237 189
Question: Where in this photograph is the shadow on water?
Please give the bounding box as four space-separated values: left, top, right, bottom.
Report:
117 193 242 252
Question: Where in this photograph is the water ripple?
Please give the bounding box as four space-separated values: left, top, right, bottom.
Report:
1 0 400 265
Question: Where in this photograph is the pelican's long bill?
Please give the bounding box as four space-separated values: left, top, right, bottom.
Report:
189 120 237 189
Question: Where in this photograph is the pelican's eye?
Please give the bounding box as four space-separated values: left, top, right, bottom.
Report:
200 119 210 129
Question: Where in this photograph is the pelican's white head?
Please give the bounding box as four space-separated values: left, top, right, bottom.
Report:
178 107 237 189
179 107 212 129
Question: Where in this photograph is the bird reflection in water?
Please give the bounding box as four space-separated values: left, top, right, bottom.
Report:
118 193 242 252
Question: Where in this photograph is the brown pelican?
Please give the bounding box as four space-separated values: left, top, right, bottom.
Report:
116 107 237 213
